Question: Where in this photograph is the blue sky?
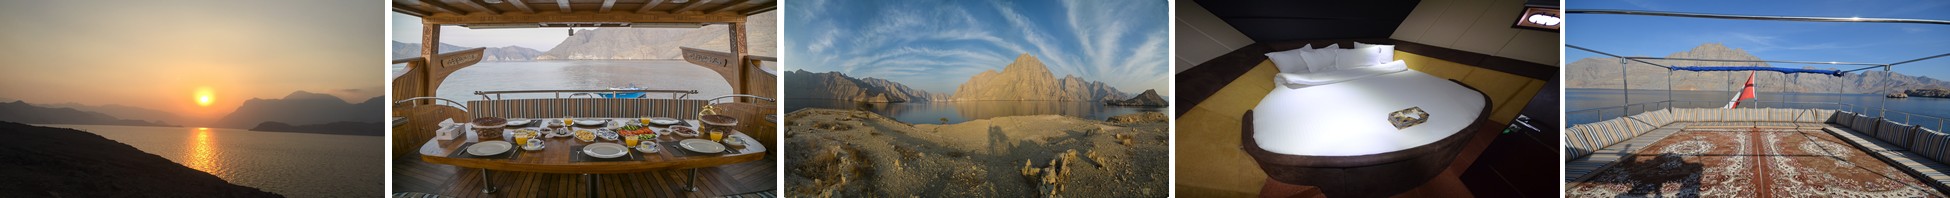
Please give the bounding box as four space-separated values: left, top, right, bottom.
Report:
1567 0 1950 79
784 0 1170 95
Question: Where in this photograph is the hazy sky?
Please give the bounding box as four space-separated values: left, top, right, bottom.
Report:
0 1 383 122
784 0 1171 95
391 13 570 51
1567 0 1950 79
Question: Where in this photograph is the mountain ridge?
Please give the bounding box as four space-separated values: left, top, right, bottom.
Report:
952 54 1130 101
1566 43 1950 94
214 91 382 130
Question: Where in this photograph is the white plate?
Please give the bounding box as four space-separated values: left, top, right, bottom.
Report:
679 139 726 154
575 119 607 126
650 117 682 125
467 141 513 156
505 119 532 126
584 143 629 158
722 136 745 147
522 142 545 151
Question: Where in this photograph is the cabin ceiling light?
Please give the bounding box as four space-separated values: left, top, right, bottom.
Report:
672 0 690 3
1513 6 1561 32
632 22 703 28
483 0 504 3
464 23 540 29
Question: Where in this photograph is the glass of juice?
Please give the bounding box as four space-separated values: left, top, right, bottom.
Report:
639 116 651 125
709 131 724 142
625 135 641 147
515 133 531 147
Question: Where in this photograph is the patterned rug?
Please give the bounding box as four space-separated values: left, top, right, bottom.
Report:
1567 128 1947 197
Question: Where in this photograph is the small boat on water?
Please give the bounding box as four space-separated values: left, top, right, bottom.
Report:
1888 92 1910 98
596 84 647 99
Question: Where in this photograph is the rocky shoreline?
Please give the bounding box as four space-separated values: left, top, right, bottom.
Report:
783 108 1166 197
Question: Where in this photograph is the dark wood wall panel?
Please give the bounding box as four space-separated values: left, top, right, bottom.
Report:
1192 0 1423 42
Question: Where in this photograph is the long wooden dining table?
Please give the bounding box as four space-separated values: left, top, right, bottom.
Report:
418 118 767 195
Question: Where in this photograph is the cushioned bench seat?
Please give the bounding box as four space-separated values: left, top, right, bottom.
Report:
1565 126 1683 181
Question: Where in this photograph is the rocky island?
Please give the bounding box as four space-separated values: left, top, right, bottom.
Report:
1904 88 1950 98
0 121 280 197
1105 89 1168 107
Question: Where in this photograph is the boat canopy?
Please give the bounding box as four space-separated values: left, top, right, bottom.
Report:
1669 66 1843 76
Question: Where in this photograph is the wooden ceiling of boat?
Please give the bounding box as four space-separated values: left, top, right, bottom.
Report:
1192 0 1421 42
393 0 775 24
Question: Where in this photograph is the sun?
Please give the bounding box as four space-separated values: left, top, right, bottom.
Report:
195 87 214 107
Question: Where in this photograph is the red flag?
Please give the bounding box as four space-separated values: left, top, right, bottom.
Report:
1725 71 1757 109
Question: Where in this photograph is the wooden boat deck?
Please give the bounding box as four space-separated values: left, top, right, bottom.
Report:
394 156 774 198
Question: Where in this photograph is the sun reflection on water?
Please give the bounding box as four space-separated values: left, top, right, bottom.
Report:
185 127 222 177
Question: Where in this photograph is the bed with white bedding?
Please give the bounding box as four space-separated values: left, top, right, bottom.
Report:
1241 69 1491 197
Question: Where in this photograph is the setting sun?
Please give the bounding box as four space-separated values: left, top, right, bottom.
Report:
194 87 214 107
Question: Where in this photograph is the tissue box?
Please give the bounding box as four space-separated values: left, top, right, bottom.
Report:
1388 107 1429 129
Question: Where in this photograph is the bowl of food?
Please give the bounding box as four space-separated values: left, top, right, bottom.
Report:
471 117 507 140
669 126 700 137
575 130 596 142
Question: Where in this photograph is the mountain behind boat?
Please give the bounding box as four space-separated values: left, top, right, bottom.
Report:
953 54 1130 101
0 101 176 127
214 91 382 134
39 102 183 126
1566 43 1950 94
536 11 776 60
390 41 544 61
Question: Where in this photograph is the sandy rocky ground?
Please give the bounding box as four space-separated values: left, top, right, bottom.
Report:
784 108 1168 197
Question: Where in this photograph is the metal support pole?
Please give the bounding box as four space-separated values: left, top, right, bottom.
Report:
686 168 700 192
481 169 498 194
585 174 598 198
1621 59 1629 114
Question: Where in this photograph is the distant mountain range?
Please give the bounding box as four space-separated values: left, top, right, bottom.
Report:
0 101 176 127
953 54 1130 101
40 102 183 126
787 54 1134 103
536 27 730 60
1567 43 1950 94
390 41 544 61
214 91 382 134
783 70 948 102
248 121 382 136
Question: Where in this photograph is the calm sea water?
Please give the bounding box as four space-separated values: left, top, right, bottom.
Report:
1567 88 1950 129
786 99 1164 124
392 60 732 102
44 124 382 197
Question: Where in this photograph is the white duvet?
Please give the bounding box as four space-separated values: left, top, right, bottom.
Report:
1251 70 1486 156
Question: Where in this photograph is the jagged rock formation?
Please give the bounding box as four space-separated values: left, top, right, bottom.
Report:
783 70 939 102
953 54 1130 101
0 121 281 197
214 91 382 130
0 101 175 127
1567 43 1950 94
1105 89 1167 107
390 41 543 61
1906 88 1950 98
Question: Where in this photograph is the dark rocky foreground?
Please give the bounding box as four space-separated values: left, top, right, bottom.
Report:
0 121 280 197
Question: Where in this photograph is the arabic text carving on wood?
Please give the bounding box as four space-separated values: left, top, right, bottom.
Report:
682 47 732 68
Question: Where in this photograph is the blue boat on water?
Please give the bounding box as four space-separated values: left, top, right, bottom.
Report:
596 85 647 98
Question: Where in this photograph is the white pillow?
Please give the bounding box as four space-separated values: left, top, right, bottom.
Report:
1272 60 1409 88
1333 46 1378 71
1298 44 1340 72
1356 42 1396 65
1263 44 1312 73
